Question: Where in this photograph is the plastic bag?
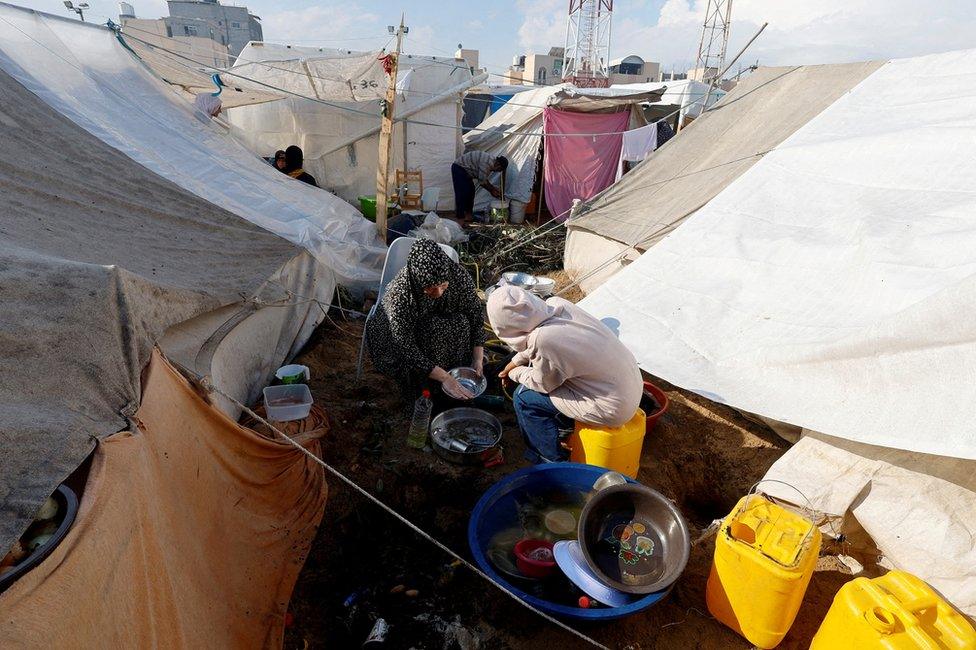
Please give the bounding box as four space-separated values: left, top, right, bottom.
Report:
406 212 468 244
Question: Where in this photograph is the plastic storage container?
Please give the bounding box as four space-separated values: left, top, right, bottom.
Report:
811 570 976 650
358 195 377 221
262 384 313 422
706 495 822 649
567 408 646 478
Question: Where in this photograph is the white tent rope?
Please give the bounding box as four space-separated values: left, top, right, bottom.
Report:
197 376 610 650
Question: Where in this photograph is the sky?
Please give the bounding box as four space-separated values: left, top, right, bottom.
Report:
24 0 976 79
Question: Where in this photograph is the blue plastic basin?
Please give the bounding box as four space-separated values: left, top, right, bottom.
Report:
468 462 671 620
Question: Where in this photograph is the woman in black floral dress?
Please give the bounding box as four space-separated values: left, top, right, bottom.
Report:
366 239 486 399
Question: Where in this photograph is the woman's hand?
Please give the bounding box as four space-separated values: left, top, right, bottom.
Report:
498 359 520 389
442 374 474 400
430 366 474 400
498 359 519 379
472 346 485 377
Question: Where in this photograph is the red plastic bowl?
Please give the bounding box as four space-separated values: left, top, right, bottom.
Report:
642 381 669 434
514 539 556 578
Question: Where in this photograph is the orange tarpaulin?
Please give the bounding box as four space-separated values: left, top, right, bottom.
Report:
0 351 327 647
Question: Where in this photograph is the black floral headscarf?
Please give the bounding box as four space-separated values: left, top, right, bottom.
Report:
406 238 452 291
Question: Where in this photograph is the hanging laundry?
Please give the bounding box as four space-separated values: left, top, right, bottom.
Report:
656 120 676 148
616 122 658 180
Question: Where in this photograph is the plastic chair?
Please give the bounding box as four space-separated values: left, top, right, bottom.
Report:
356 237 459 379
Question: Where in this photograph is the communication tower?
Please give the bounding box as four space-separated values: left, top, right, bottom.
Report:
562 0 613 88
693 0 733 82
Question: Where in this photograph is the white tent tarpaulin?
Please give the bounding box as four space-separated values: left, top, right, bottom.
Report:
228 42 483 208
610 79 725 120
0 4 384 283
565 63 883 294
581 48 976 459
232 49 388 103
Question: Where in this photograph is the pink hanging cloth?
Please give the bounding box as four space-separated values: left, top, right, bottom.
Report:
543 107 630 221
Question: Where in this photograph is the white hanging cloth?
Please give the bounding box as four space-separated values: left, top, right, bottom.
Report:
616 122 658 180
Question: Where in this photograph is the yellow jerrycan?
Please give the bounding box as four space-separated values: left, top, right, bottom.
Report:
568 408 646 478
706 494 821 648
811 570 976 649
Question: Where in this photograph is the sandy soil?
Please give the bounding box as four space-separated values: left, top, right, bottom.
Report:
280 315 859 649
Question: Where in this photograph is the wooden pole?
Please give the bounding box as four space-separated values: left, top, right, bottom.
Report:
375 15 405 236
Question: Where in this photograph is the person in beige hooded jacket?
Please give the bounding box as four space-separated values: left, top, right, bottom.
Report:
487 285 643 463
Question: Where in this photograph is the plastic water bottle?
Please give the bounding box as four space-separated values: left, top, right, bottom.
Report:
407 389 432 449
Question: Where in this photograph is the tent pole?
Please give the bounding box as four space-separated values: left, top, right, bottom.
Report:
375 14 406 236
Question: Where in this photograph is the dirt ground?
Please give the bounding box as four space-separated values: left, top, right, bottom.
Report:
280 309 859 650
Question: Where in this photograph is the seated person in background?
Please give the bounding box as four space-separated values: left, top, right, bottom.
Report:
283 145 318 186
487 285 643 463
366 239 485 399
451 152 508 222
273 149 287 172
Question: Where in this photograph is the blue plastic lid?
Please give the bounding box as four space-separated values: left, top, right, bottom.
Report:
553 540 638 608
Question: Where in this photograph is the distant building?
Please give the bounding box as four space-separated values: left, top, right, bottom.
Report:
608 55 662 84
120 15 231 68
165 0 262 58
506 47 564 86
662 70 688 82
454 46 481 74
506 49 662 87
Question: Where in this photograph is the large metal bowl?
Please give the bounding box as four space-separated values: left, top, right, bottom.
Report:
430 407 502 465
578 483 690 594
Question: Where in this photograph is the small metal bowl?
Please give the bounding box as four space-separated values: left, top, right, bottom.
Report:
501 271 538 289
444 367 487 400
531 276 556 297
